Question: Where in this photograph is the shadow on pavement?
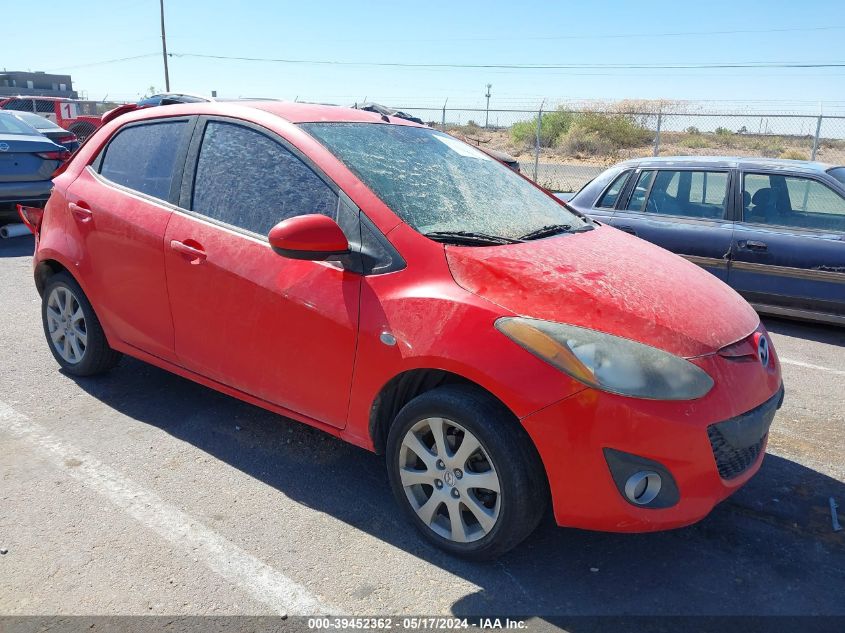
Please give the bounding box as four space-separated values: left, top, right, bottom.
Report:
68 356 845 618
763 316 845 347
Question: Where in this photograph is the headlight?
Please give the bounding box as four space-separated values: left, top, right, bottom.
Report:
495 317 713 400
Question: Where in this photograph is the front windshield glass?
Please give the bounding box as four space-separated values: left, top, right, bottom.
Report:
300 122 588 240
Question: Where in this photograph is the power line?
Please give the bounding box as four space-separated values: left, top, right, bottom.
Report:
170 53 845 70
44 51 845 74
234 24 845 44
47 53 160 72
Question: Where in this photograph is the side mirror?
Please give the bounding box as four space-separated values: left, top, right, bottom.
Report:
268 214 350 261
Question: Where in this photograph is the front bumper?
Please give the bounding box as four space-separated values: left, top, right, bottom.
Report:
521 349 783 532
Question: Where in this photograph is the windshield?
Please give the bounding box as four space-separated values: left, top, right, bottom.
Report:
300 122 588 240
828 167 845 187
0 113 39 135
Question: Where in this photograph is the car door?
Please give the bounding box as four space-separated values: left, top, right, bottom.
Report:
164 117 361 428
607 168 736 282
729 170 845 322
65 117 194 361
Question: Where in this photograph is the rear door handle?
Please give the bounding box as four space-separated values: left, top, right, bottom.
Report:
739 240 768 251
618 225 638 236
69 202 93 222
170 239 207 262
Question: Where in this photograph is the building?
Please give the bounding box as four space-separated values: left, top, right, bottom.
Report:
0 71 78 98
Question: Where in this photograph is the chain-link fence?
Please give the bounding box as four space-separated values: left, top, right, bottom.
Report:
395 106 845 192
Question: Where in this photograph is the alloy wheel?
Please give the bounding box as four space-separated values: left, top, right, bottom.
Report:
398 417 501 543
45 286 87 364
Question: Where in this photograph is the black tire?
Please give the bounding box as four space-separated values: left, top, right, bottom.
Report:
41 271 122 376
386 384 548 560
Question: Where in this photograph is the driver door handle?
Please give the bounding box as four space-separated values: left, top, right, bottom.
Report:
170 239 207 262
739 240 768 251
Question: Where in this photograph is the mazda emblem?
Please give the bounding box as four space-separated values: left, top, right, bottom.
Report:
757 335 770 367
0 142 9 152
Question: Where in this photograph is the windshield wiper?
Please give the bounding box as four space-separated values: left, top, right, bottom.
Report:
423 230 524 246
519 222 595 240
518 224 572 240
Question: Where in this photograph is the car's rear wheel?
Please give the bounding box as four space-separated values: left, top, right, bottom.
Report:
41 272 122 375
386 384 548 560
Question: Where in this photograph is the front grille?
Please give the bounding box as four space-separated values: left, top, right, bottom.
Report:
707 387 782 480
707 427 766 479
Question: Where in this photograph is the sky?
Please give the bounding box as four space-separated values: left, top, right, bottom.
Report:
3 0 844 113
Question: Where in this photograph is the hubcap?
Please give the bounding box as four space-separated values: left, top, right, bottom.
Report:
398 417 501 543
46 287 87 364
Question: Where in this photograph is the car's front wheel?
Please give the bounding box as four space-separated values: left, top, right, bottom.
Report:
41 271 122 376
386 384 548 560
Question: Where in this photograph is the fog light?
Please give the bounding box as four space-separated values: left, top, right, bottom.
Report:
624 471 662 505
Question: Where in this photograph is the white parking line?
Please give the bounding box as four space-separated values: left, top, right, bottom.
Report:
0 400 338 617
779 358 845 377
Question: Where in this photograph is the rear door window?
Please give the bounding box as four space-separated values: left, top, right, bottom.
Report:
641 170 729 219
98 120 188 202
189 120 338 236
744 172 845 231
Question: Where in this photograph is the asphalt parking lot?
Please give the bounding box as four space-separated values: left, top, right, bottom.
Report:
1 233 843 620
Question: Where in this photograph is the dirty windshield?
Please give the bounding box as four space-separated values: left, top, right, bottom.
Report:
300 122 588 242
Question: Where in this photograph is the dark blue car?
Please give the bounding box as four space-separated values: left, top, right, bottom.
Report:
0 111 68 224
567 157 845 326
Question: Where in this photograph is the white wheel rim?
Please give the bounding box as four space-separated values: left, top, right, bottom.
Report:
399 417 501 543
46 286 87 364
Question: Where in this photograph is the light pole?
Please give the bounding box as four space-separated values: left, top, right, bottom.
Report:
484 83 492 128
159 0 170 91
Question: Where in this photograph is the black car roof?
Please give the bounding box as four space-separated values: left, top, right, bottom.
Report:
616 155 840 174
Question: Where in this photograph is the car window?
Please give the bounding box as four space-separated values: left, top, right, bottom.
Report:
826 167 845 187
743 173 845 231
596 171 630 209
35 100 55 114
190 121 338 236
625 170 655 211
0 113 39 135
2 98 34 112
11 111 54 130
99 120 187 201
641 170 728 219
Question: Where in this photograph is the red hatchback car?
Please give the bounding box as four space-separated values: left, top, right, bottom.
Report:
27 102 784 559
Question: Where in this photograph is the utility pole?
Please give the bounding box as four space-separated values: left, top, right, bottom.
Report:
159 0 171 91
484 83 492 128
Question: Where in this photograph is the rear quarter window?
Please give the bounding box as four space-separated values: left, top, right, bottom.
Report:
98 120 188 202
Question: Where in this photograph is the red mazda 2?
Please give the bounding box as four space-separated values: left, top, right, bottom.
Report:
26 102 783 559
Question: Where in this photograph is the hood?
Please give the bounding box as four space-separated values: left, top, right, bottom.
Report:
446 224 759 358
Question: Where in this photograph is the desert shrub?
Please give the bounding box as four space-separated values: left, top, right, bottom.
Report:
510 108 576 148
715 127 733 136
679 134 711 149
685 126 700 135
566 113 652 149
557 126 614 157
750 139 785 157
779 149 808 160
